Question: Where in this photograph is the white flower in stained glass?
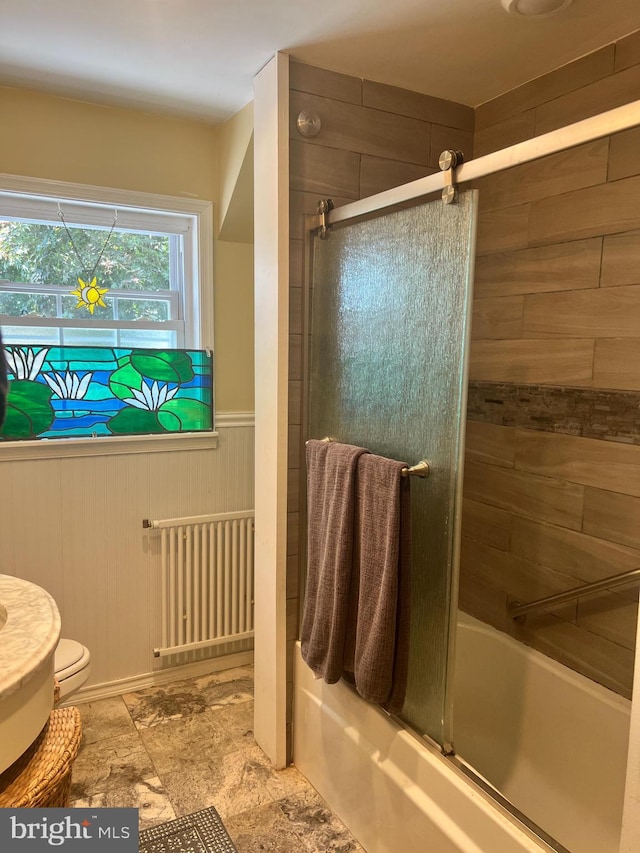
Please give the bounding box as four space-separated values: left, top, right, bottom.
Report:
5 347 49 380
123 380 178 411
43 370 93 399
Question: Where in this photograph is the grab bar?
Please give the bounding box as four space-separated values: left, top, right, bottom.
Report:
310 437 430 479
509 567 640 621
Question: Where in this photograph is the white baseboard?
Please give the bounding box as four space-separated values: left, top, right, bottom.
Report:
64 650 254 706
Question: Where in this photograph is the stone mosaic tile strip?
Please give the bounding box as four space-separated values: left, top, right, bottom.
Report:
467 381 640 444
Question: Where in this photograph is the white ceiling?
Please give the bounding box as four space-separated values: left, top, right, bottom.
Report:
1 0 639 124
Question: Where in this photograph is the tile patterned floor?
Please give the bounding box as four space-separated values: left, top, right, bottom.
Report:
70 665 365 852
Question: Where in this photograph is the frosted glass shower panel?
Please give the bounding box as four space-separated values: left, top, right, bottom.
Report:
309 192 477 745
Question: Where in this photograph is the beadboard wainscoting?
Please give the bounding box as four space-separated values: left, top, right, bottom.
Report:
0 413 255 698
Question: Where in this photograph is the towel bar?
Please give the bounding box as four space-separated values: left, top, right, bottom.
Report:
308 437 430 479
401 460 430 479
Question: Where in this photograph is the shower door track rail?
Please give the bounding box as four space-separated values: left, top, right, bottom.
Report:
314 98 640 228
509 567 640 621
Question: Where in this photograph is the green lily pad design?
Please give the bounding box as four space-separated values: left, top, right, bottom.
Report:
0 380 54 439
157 398 211 431
107 407 166 435
0 346 211 442
109 363 144 401
130 350 194 384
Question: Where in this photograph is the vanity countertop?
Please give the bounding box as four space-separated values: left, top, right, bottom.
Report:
0 574 61 699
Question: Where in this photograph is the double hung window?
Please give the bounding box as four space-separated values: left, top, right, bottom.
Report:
0 179 214 445
0 193 199 348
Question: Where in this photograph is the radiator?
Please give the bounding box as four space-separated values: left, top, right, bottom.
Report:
143 510 255 658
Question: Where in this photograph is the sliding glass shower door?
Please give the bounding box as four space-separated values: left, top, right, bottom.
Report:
307 191 478 746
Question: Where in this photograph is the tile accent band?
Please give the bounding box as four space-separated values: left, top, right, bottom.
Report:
467 380 640 445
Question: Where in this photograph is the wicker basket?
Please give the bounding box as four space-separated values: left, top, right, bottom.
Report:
0 706 82 808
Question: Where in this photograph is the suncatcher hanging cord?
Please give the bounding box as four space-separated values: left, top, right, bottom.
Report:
58 205 118 314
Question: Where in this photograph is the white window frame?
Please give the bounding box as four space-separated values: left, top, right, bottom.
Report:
0 173 216 459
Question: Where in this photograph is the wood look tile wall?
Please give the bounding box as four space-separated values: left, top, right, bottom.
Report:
286 60 474 756
464 32 640 698
287 34 640 720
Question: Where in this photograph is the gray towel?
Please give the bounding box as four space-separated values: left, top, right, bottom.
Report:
345 453 411 711
301 439 370 683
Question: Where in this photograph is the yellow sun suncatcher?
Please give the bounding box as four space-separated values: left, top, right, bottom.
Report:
70 277 110 315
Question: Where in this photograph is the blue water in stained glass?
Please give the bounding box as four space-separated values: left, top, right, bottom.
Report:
1 344 214 441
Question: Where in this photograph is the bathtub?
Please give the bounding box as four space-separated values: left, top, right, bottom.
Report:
293 613 631 853
454 613 631 853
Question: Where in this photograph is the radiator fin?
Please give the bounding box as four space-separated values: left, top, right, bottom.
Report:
152 511 255 658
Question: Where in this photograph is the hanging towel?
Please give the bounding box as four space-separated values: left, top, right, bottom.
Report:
344 453 411 712
301 439 370 683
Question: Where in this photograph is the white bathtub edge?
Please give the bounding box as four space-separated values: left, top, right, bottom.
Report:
293 643 548 853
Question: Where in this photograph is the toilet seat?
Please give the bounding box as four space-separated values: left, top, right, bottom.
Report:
54 639 91 699
55 639 89 680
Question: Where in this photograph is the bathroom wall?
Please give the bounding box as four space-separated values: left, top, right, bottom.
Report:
0 86 256 691
0 424 254 690
460 30 640 698
0 84 255 412
289 32 640 707
287 60 474 753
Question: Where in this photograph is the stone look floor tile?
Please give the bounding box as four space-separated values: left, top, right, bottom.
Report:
224 801 308 853
71 776 176 830
197 676 254 710
224 736 315 802
139 709 237 775
160 746 275 821
122 680 209 729
278 791 364 852
213 699 254 747
263 764 316 802
76 696 137 746
72 669 363 851
71 730 155 798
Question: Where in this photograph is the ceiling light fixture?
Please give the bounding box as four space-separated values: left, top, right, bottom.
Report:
502 0 573 16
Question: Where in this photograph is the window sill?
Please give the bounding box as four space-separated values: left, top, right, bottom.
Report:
0 431 219 461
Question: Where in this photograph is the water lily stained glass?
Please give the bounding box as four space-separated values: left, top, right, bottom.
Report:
1 345 213 440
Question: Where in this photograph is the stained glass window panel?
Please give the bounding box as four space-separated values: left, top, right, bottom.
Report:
0 345 213 441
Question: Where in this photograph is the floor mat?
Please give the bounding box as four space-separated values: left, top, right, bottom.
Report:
139 806 237 853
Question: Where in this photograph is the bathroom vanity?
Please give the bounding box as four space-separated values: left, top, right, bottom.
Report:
0 574 60 773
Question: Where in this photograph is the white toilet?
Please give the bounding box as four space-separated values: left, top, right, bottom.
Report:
54 638 91 701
